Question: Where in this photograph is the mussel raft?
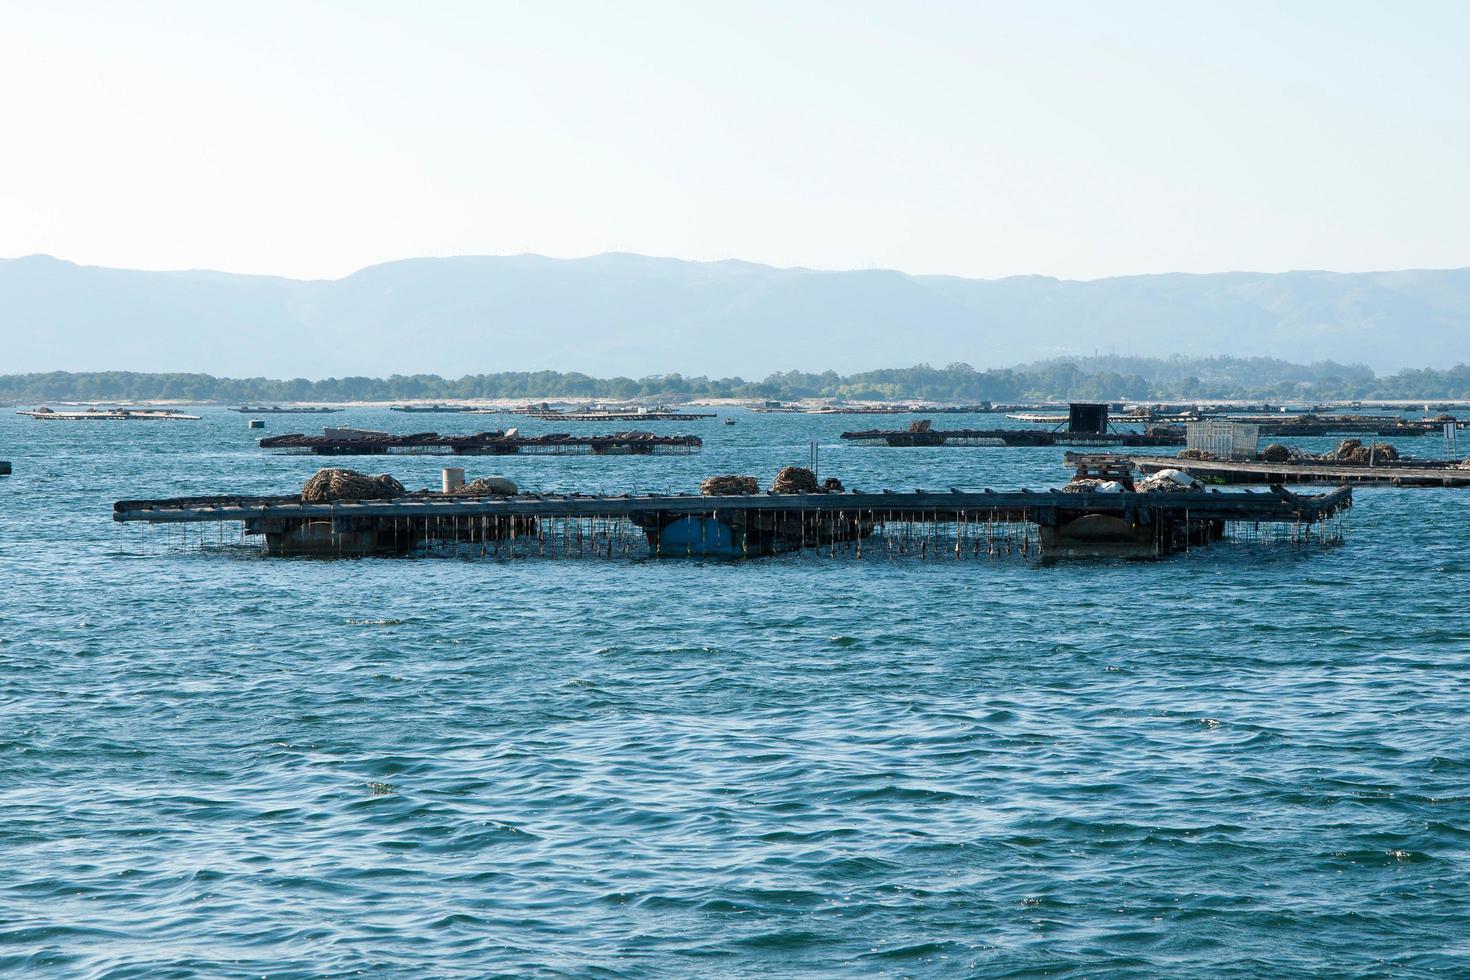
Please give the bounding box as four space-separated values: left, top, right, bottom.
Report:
258 430 702 455
112 477 1352 561
1069 452 1470 488
841 427 1183 448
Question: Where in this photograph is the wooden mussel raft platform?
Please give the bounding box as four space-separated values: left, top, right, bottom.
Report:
522 410 717 421
1216 414 1462 437
845 402 1183 448
258 429 702 455
112 481 1351 560
843 426 1183 448
18 406 201 421
1070 452 1470 488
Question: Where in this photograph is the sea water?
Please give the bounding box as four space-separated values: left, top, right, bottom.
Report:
2 409 1467 976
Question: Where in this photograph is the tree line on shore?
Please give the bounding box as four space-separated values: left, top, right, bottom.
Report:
3 357 1469 403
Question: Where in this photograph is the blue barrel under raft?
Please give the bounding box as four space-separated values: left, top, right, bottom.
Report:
651 515 745 557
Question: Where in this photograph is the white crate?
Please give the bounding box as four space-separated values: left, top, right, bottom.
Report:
1186 422 1259 460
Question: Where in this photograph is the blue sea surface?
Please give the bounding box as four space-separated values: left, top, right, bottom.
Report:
2 408 1468 977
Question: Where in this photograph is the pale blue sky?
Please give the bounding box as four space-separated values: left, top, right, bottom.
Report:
2 0 1467 281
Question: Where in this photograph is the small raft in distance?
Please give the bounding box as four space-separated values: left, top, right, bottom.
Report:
17 406 201 421
848 402 1182 448
843 426 1184 448
258 427 703 456
522 409 717 421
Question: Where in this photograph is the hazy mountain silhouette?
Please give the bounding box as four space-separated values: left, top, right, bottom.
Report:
4 253 1467 377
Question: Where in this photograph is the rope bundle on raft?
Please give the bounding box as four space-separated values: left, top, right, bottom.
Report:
700 469 847 495
771 466 820 493
1331 439 1399 463
701 475 760 496
301 468 405 502
1260 443 1292 462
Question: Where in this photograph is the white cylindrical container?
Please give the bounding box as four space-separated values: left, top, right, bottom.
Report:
442 467 465 492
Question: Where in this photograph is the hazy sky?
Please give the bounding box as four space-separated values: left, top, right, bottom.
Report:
3 1 1467 281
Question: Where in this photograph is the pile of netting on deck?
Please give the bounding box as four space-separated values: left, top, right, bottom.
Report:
1260 443 1297 462
772 466 844 494
700 467 846 496
700 475 760 495
1329 439 1399 463
301 468 405 502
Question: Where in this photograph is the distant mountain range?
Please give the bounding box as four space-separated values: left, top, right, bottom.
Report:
4 253 1468 377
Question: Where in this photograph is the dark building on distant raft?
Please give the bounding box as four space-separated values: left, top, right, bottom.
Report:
1068 402 1109 434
